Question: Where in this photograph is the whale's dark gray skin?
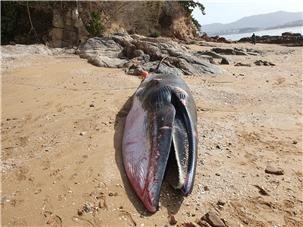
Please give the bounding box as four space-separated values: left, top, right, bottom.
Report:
122 73 197 213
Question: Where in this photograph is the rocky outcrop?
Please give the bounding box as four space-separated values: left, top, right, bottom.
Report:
78 33 221 76
200 33 232 43
238 32 303 46
50 7 89 47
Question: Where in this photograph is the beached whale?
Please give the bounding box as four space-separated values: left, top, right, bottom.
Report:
122 73 198 213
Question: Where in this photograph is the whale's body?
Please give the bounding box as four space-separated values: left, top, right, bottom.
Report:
122 73 198 212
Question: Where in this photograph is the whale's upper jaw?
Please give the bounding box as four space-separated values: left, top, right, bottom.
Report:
122 75 197 213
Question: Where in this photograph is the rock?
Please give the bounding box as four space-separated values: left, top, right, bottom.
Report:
79 35 220 76
89 104 94 107
88 55 127 68
212 47 246 55
238 33 303 46
196 220 212 227
168 215 177 225
265 166 284 175
77 209 83 216
200 34 232 43
234 62 251 67
254 60 275 66
204 186 209 191
201 211 226 227
79 131 86 136
220 58 229 65
177 222 197 227
195 51 225 59
292 140 298 144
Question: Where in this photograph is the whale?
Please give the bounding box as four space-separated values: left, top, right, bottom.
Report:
122 73 197 213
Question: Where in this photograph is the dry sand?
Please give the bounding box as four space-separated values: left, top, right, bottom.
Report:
1 42 302 226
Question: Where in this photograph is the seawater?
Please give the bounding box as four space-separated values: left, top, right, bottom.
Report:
221 26 303 41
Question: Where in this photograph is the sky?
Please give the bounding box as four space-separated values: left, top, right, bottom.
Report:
193 0 303 25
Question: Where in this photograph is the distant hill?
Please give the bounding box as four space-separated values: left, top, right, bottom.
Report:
202 11 303 35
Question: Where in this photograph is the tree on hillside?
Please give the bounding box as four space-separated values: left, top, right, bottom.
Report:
179 0 205 30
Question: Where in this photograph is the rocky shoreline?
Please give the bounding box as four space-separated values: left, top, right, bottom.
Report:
237 32 303 46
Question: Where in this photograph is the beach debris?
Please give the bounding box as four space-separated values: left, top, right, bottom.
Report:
265 166 284 175
82 202 98 214
254 185 270 196
119 210 137 226
108 192 118 197
43 211 62 227
201 211 226 227
79 131 86 136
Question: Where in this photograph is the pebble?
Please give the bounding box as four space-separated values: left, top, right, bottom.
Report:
265 166 284 175
89 104 94 107
108 192 118 196
79 131 86 136
204 186 210 191
292 140 297 144
77 209 83 216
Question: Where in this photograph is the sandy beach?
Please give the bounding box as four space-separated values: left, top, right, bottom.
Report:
1 42 302 226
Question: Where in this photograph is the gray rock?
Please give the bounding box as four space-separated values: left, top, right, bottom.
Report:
79 35 221 75
88 55 127 68
212 47 247 55
255 60 275 66
195 50 225 59
235 62 251 67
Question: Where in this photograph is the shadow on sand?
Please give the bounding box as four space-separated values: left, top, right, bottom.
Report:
114 95 184 216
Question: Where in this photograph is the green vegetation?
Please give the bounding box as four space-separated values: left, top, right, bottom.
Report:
191 17 201 30
179 0 205 15
86 11 104 37
150 31 160 38
179 1 205 30
1 2 19 44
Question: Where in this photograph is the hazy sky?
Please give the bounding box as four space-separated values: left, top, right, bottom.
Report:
193 0 303 25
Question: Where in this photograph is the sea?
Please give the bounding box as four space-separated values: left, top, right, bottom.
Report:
221 26 303 41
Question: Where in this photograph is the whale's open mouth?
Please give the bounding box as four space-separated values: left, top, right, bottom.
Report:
122 79 197 213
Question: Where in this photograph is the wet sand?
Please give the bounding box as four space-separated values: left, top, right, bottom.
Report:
1 42 302 226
